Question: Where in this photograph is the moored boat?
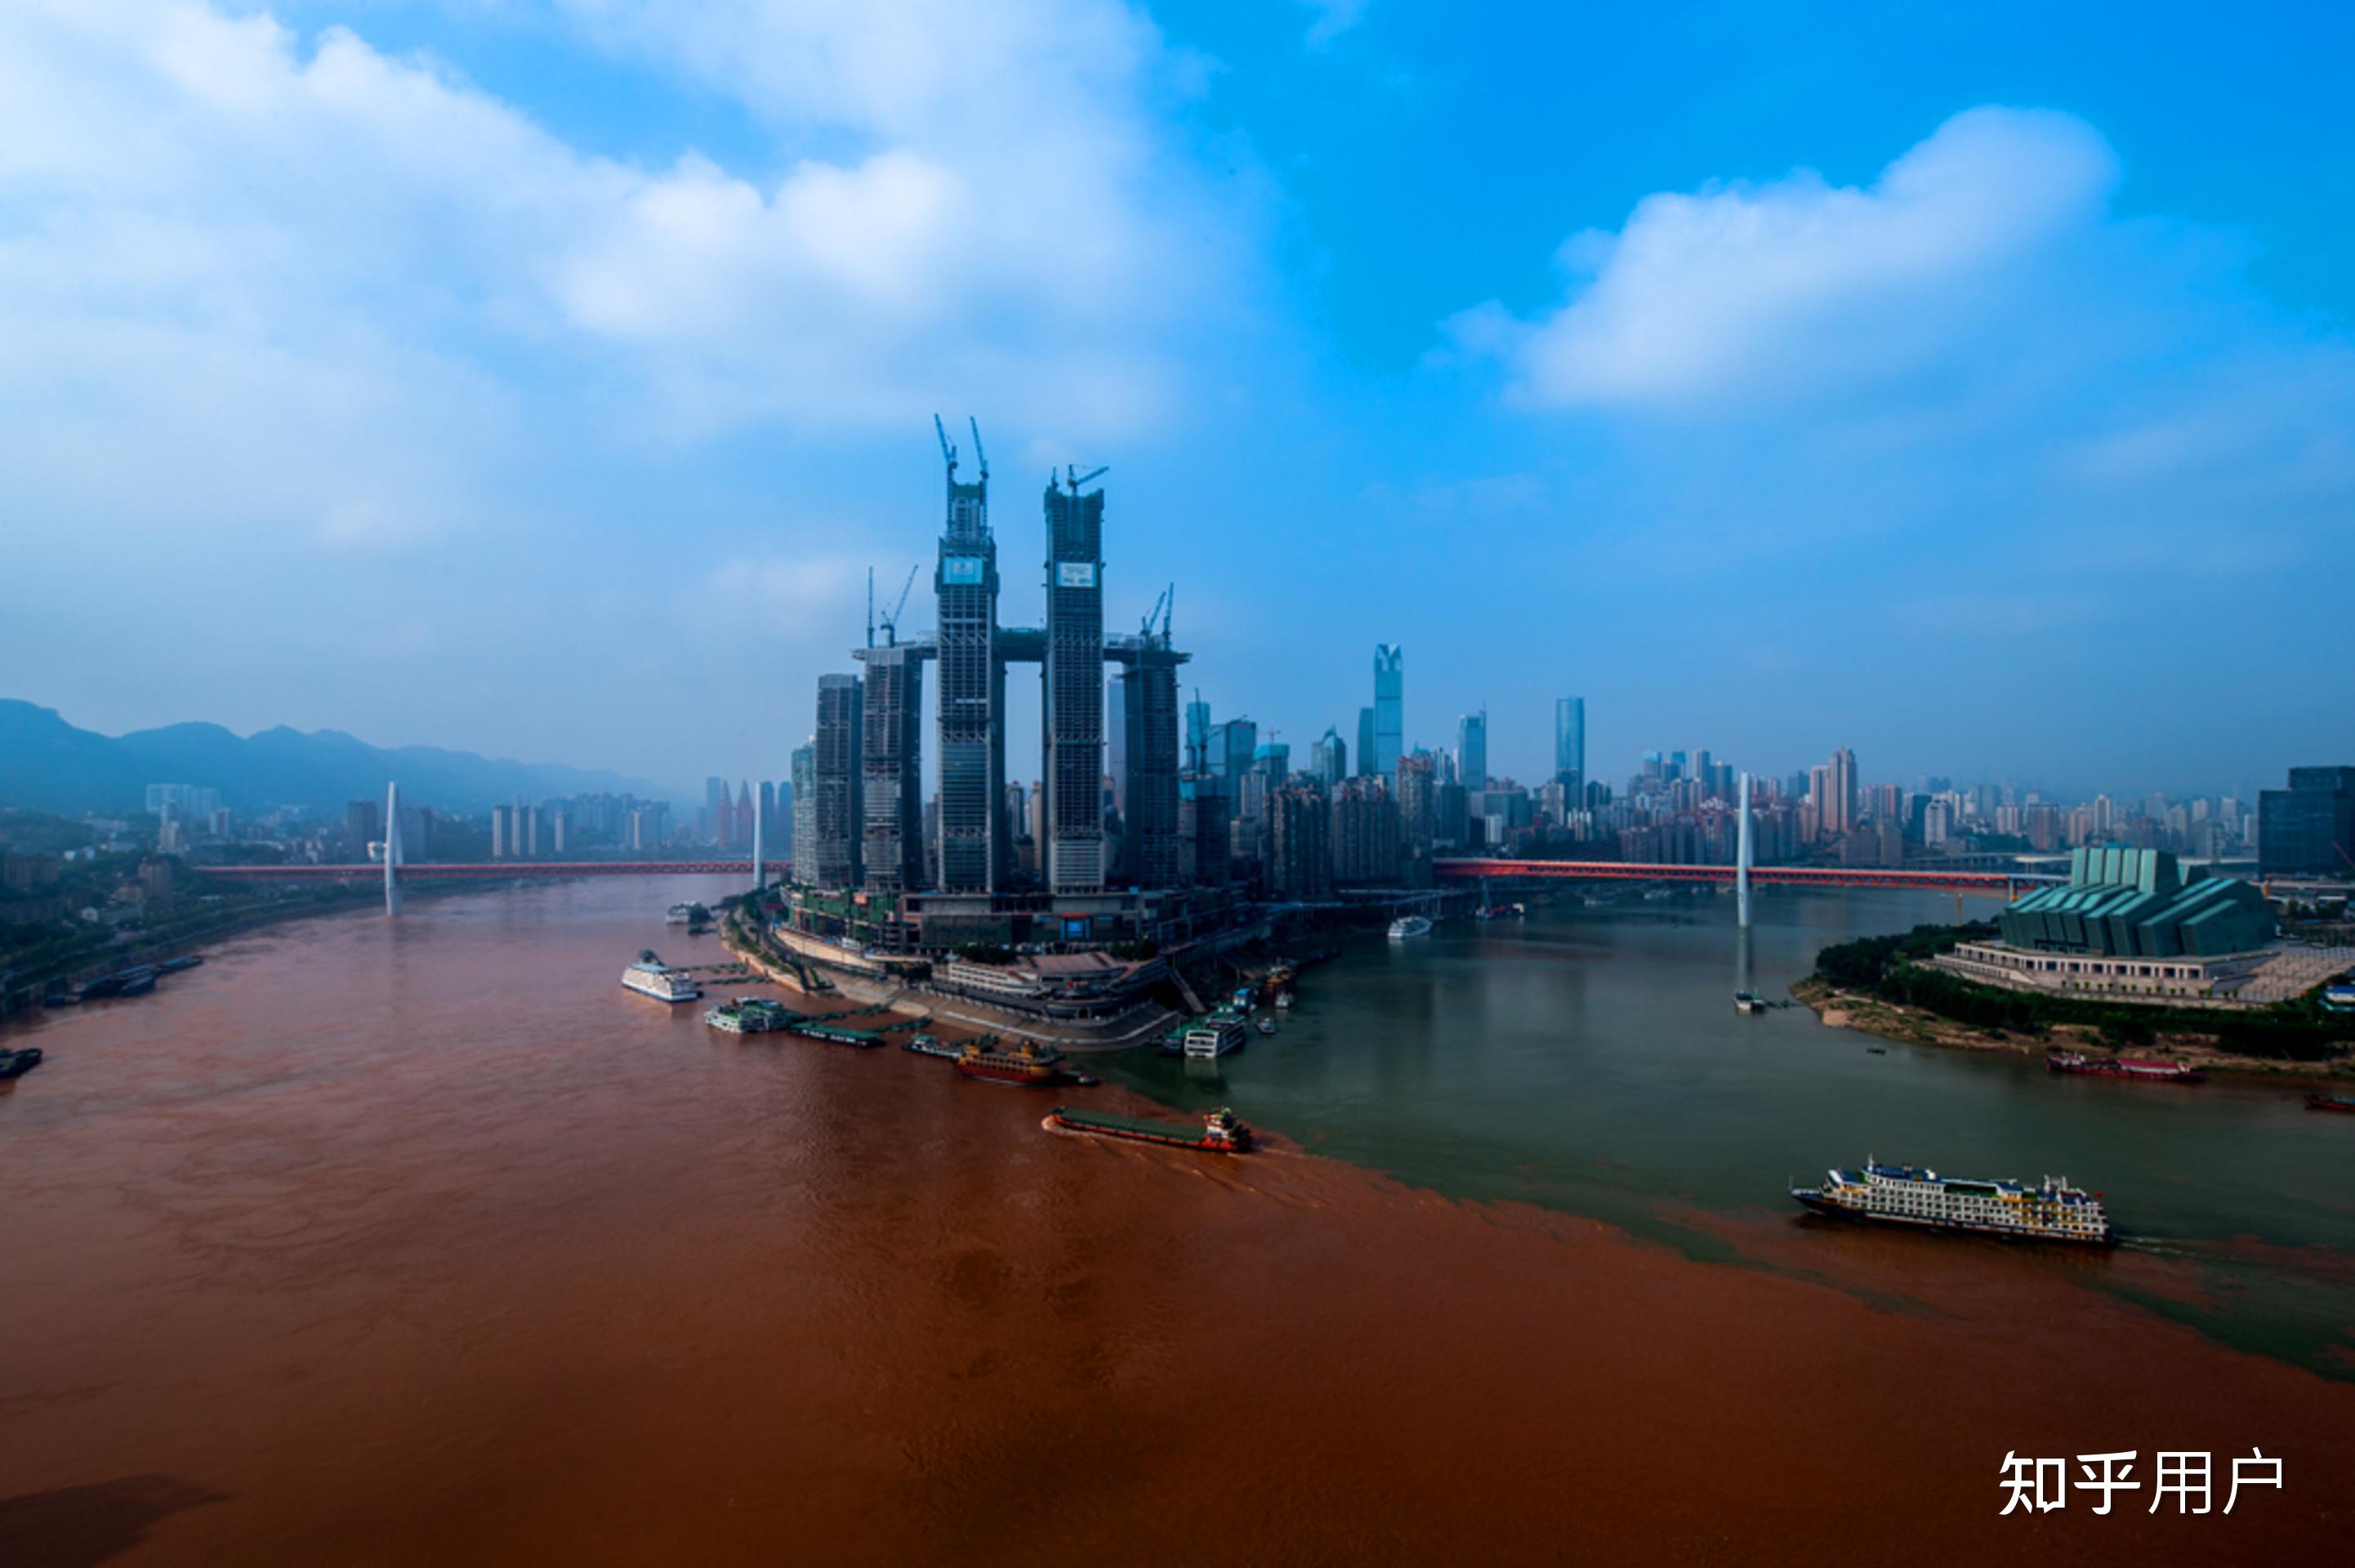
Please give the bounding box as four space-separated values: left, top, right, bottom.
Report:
2045 1050 2204 1085
1792 1158 2114 1245
1181 1012 1248 1059
1733 991 1767 1015
157 956 204 975
1046 1105 1252 1152
705 997 793 1034
2306 1094 2355 1113
0 1047 43 1080
622 950 702 1003
1387 915 1433 941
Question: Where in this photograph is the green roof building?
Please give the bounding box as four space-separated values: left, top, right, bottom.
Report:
1998 846 2272 959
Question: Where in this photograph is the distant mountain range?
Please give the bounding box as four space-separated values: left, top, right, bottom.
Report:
0 700 677 817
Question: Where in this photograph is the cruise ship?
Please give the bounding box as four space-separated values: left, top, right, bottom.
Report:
1387 915 1433 941
1792 1159 2114 1245
621 949 702 1004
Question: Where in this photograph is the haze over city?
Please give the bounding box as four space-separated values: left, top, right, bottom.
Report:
6 1 2352 799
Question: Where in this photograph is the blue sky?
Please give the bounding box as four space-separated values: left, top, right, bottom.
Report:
5 0 2350 802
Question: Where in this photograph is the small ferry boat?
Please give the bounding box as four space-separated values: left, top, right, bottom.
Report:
665 902 698 924
622 950 702 1004
1254 1016 1277 1036
0 1047 43 1080
954 1038 1069 1085
1387 915 1433 941
2306 1094 2355 1113
1792 1158 2114 1245
1182 1013 1248 1059
2045 1050 2205 1085
1046 1105 1252 1153
1733 991 1768 1015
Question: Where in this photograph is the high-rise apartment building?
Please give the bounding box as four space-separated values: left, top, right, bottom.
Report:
1829 748 1858 839
858 643 925 893
1117 638 1182 890
790 742 817 882
812 674 864 889
1356 706 1376 780
1330 777 1401 884
1396 751 1437 854
1269 786 1333 900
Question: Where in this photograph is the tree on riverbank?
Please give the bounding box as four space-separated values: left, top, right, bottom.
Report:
1809 924 2355 1063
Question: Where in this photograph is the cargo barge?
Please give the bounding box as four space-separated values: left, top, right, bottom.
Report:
2046 1050 2205 1085
1046 1105 1252 1152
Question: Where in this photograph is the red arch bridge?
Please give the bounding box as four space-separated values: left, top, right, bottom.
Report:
198 860 791 881
196 858 2049 898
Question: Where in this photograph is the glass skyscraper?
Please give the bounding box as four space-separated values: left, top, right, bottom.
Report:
1554 697 1585 791
1456 710 1487 792
1372 644 1403 782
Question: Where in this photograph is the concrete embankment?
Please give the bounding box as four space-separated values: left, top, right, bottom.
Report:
720 919 1176 1052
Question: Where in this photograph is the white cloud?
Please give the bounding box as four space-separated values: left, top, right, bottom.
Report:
0 0 1249 555
1453 107 2120 412
1300 0 1370 47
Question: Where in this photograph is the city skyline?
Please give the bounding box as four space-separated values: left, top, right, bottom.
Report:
8 3 2353 798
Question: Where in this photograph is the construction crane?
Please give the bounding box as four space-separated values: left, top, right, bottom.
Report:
968 417 988 482
1141 584 1171 643
1063 463 1108 493
934 413 957 479
876 563 919 646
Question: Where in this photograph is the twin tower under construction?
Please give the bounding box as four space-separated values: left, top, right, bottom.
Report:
803 421 1189 920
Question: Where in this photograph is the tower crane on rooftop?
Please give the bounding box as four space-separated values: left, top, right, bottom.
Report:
877 563 919 647
1063 463 1108 493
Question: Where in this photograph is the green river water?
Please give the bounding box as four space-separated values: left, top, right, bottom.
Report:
1104 886 2355 1374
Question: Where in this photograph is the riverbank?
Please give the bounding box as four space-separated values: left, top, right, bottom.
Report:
1 880 469 1024
1791 974 2355 1082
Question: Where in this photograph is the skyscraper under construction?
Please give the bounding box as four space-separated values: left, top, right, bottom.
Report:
1042 470 1107 894
934 420 1005 894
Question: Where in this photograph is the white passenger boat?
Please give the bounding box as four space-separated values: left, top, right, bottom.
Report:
622 949 702 1003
